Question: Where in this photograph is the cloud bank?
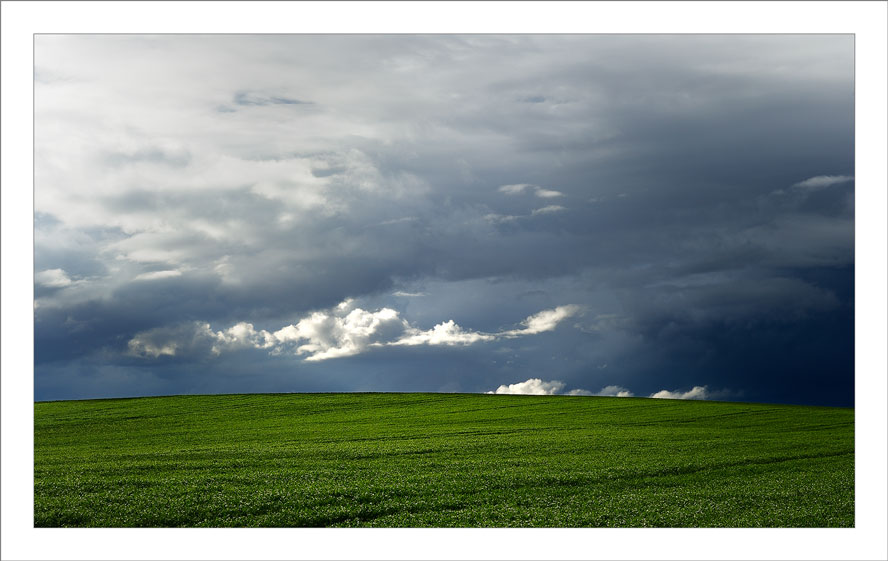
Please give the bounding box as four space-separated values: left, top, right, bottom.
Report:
487 380 636 397
128 301 580 362
487 380 723 400
34 35 854 405
650 386 710 400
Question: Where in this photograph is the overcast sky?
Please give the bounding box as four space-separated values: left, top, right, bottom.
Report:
34 35 854 404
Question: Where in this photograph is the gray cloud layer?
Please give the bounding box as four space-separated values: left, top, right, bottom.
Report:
34 35 853 405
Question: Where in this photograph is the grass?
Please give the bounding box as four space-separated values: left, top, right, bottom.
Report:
34 393 854 527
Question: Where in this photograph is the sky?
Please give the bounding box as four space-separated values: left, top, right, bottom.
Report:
33 35 854 405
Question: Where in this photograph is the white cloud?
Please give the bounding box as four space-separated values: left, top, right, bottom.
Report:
394 320 496 347
127 321 275 358
272 305 410 361
128 338 178 358
563 385 635 397
212 322 276 355
392 290 425 297
393 304 579 349
486 378 604 396
498 184 564 199
485 203 567 223
35 268 72 287
531 205 566 216
488 378 566 395
126 301 581 362
595 385 635 397
502 305 580 337
534 188 564 198
498 183 533 195
650 385 709 400
103 232 193 266
133 270 182 281
793 175 853 190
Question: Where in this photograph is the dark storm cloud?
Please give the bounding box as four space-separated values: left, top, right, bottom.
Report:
34 35 854 405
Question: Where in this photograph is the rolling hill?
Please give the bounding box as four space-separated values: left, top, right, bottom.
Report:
34 393 854 527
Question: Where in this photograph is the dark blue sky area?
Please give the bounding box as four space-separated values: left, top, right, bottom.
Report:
34 35 854 405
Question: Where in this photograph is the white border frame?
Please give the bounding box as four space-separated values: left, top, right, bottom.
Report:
3 2 886 560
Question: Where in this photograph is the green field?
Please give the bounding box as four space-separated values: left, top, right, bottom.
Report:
34 393 854 527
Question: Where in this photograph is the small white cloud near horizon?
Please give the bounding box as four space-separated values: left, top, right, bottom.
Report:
487 377 620 397
488 378 567 395
595 385 635 397
793 175 854 190
485 380 636 397
650 386 709 400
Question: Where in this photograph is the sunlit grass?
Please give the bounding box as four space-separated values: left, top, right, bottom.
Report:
34 393 853 527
